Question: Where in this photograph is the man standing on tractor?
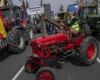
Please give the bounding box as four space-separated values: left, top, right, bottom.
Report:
66 4 80 36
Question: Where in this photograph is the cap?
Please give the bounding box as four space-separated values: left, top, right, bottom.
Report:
67 4 78 13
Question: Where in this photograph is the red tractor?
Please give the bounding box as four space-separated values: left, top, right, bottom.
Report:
25 18 99 80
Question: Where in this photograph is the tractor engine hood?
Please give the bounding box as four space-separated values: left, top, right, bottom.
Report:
31 33 68 47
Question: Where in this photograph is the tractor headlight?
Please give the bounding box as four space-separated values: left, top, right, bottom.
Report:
38 44 41 48
37 44 42 50
33 54 39 58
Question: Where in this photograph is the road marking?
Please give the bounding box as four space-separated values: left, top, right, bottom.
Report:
97 58 100 63
11 65 25 80
67 74 71 80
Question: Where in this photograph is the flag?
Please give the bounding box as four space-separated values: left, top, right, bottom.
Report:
0 11 7 38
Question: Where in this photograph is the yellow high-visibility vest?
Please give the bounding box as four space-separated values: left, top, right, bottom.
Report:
0 17 7 38
70 16 80 32
64 15 80 32
71 21 80 32
64 14 70 24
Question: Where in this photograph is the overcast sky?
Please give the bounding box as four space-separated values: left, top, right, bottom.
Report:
12 0 75 13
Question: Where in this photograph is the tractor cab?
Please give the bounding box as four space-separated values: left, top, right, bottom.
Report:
82 4 98 18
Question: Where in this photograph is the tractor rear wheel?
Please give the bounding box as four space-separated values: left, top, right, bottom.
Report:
7 28 26 54
79 36 99 65
36 67 55 80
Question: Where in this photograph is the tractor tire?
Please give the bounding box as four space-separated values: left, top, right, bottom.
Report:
79 36 99 65
81 23 91 36
25 60 40 73
36 67 55 80
7 28 26 54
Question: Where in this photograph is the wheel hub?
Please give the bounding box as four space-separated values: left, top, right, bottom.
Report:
29 29 33 39
86 43 96 60
18 36 24 48
38 71 54 80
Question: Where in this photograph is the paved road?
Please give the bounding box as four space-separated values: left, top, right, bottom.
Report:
0 46 32 80
0 38 100 80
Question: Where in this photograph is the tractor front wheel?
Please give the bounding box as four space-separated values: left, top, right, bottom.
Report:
36 67 55 80
79 36 99 65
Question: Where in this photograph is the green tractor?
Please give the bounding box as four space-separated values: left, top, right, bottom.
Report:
79 3 100 37
66 3 100 38
0 0 33 54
